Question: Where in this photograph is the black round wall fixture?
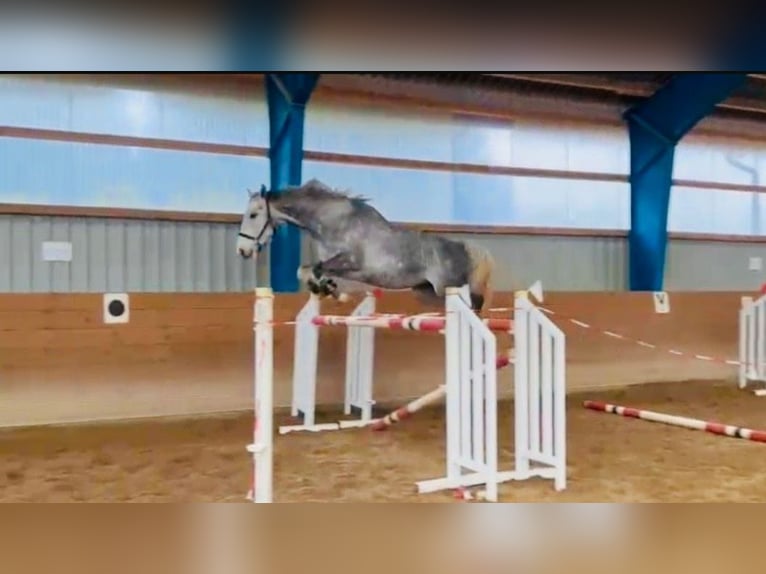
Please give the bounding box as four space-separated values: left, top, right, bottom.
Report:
108 299 125 317
103 293 130 324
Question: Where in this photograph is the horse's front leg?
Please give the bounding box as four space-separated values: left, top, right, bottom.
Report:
297 266 341 300
313 252 361 301
298 252 360 301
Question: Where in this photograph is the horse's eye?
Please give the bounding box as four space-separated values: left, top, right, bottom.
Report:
249 213 257 219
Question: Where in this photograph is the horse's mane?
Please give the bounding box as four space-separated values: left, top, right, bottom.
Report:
292 178 370 205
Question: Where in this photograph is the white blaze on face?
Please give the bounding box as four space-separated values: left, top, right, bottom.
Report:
236 193 269 259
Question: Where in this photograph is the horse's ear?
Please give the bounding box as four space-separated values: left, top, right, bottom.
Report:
261 184 277 201
247 188 256 199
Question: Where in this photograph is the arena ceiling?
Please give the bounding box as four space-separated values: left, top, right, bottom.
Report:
351 73 766 122
222 72 766 124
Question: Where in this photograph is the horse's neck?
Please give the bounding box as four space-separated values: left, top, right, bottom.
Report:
270 196 324 237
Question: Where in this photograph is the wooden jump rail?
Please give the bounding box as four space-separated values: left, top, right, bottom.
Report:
583 400 766 443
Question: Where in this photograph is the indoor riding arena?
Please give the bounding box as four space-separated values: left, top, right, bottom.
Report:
3 72 766 503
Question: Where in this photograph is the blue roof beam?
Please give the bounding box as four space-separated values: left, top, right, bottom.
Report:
625 73 746 291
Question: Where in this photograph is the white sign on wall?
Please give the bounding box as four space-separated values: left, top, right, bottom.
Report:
653 291 670 314
749 256 762 271
41 241 72 262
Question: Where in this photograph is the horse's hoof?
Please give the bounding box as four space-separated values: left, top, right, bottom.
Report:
306 279 322 295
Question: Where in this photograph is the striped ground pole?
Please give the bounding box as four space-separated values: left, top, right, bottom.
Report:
369 354 512 431
583 400 766 443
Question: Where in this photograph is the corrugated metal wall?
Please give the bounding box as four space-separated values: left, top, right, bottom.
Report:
665 240 766 291
4 214 763 293
0 215 265 293
1 214 628 293
443 232 628 291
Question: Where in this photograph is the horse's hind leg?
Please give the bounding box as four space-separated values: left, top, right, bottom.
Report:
411 282 444 309
470 292 485 312
418 275 484 312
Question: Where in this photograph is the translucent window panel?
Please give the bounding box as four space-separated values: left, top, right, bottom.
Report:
668 187 716 233
563 179 630 229
565 124 629 174
668 186 761 235
452 173 628 229
675 136 766 185
509 121 569 171
756 194 766 235
0 76 71 130
451 173 516 225
303 160 630 228
451 116 513 166
305 101 454 162
709 188 757 235
308 101 630 175
0 137 268 212
302 160 454 224
0 75 268 146
157 92 269 147
509 120 629 174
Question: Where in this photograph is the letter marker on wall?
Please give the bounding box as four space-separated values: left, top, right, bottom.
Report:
103 293 130 324
653 291 670 314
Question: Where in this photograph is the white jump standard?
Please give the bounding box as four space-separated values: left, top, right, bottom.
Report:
247 283 567 503
740 293 766 396
282 291 378 434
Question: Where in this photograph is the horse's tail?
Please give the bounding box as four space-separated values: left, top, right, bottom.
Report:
465 242 495 314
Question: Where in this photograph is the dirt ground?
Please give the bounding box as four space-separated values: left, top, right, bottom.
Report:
2 379 766 502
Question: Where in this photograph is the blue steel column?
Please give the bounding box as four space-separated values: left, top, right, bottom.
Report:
266 73 319 292
625 73 745 291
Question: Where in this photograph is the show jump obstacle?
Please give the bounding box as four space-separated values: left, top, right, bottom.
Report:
739 293 766 396
283 290 515 434
247 283 566 503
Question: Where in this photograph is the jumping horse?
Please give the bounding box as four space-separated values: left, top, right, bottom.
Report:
235 179 495 312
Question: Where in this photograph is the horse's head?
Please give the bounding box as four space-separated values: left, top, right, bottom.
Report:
236 185 275 259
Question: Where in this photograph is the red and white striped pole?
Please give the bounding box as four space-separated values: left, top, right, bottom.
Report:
311 314 513 333
370 354 512 431
583 400 766 443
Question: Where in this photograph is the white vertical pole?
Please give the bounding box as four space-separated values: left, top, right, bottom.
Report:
344 293 376 421
471 327 483 467
553 329 566 491
740 303 748 388
344 326 359 416
528 312 541 455
292 295 319 424
483 328 498 502
253 287 274 503
541 331 553 458
747 305 757 384
758 299 766 380
514 291 530 477
459 307 471 463
360 319 375 421
445 287 462 485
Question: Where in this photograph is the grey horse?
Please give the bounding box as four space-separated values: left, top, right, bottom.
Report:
235 178 495 312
